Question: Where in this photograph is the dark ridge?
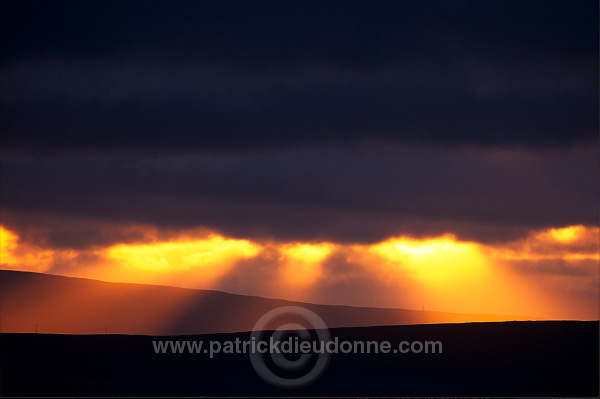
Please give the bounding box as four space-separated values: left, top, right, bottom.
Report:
0 321 597 396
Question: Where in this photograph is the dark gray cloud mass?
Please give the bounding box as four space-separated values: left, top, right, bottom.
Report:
0 0 597 150
0 1 597 246
1 145 596 247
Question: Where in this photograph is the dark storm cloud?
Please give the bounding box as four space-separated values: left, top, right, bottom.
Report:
1 144 596 247
0 0 597 150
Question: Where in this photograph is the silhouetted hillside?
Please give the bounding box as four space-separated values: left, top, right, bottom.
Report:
0 270 528 335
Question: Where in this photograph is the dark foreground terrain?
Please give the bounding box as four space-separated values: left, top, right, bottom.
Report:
1 320 598 397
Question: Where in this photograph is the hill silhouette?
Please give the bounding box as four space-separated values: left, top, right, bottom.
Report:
0 270 529 335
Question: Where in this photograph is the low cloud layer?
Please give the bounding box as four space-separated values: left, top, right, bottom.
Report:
1 144 597 246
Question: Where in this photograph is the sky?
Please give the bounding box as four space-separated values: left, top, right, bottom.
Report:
1 0 598 320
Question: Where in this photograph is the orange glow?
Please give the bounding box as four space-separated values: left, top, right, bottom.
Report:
0 226 74 272
1 224 598 320
102 235 261 288
107 235 260 271
0 226 18 260
545 225 586 243
363 234 544 317
487 225 600 261
369 234 486 284
278 243 335 292
281 243 334 264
